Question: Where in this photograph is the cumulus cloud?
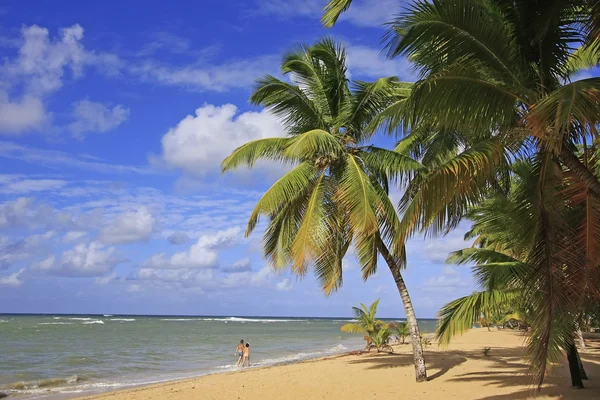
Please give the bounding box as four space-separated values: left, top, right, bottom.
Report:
0 231 54 269
155 104 285 175
0 95 48 134
100 206 155 245
143 227 242 269
68 100 129 137
222 257 252 273
0 24 122 135
222 266 278 289
167 231 189 245
34 241 121 277
0 268 25 287
276 277 293 292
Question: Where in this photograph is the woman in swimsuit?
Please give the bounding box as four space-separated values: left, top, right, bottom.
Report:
242 343 250 367
235 340 244 367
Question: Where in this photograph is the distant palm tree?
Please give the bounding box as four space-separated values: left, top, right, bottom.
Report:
221 38 428 381
340 299 389 351
393 322 409 344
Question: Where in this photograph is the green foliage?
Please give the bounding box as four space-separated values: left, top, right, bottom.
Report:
222 38 418 294
393 322 410 344
340 299 392 352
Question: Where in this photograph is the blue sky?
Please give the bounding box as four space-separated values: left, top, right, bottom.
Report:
0 0 478 318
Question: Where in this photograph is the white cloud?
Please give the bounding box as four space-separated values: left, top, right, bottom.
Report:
68 100 129 137
0 24 121 135
1 179 67 194
137 268 213 285
156 103 285 175
100 206 156 245
130 55 277 92
0 268 25 287
409 230 473 264
276 277 293 291
222 266 278 289
0 141 153 175
0 231 54 268
421 275 470 293
63 231 87 243
0 95 48 134
253 0 403 28
347 45 416 81
143 227 242 269
34 241 121 277
222 257 252 273
95 272 117 285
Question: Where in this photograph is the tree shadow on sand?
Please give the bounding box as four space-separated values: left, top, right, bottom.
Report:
347 341 600 399
450 344 600 400
347 350 468 380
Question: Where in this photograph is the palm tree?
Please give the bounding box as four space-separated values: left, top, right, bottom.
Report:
322 0 600 390
393 322 410 344
340 299 390 351
221 38 428 382
435 159 595 389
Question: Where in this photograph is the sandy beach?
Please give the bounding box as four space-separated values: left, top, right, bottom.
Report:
77 329 600 400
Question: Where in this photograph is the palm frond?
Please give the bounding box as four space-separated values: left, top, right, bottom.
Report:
221 137 292 172
247 162 318 236
321 0 353 27
437 289 518 346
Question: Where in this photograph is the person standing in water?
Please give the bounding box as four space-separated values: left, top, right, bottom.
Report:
242 343 250 367
235 340 245 367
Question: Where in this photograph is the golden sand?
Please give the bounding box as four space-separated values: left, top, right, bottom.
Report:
78 329 600 400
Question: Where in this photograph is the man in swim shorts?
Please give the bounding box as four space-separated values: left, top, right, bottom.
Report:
235 340 245 367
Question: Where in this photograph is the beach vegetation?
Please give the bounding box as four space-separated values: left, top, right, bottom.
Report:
340 299 393 353
393 322 409 344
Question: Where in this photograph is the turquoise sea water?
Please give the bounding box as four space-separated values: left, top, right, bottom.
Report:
0 314 437 399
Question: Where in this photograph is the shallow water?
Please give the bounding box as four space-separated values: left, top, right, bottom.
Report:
0 314 437 399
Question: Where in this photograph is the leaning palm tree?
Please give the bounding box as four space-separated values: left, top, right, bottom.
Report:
221 38 428 381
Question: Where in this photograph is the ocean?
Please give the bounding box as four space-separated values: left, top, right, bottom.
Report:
0 314 438 399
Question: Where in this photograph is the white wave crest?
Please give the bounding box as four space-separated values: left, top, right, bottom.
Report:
82 320 104 325
251 343 348 367
110 318 135 322
68 318 93 321
202 317 307 323
160 318 200 321
103 314 113 317
0 319 8 323
38 322 74 325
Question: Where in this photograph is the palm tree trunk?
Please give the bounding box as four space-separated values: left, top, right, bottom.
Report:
377 239 428 382
559 148 600 197
576 347 588 380
566 341 585 389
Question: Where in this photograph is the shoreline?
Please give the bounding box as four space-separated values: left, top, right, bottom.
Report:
72 329 600 400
